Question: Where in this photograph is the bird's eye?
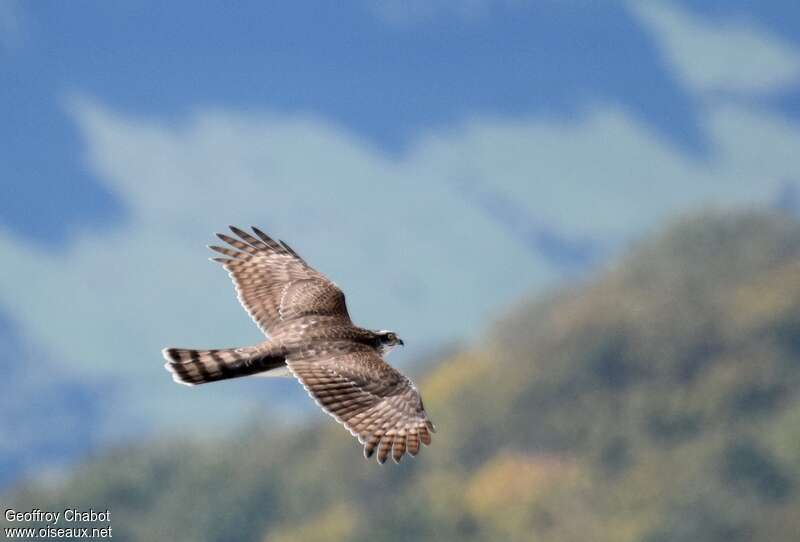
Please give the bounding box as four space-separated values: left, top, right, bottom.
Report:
387 333 395 341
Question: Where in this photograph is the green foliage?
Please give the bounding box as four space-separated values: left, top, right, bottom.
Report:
5 209 800 541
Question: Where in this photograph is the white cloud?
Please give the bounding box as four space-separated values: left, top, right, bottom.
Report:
631 1 800 96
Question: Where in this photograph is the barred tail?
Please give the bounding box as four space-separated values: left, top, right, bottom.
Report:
162 346 286 386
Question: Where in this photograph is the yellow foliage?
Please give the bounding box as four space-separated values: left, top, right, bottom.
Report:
465 452 584 540
466 453 577 514
767 398 800 467
421 350 492 405
417 471 471 526
263 503 358 542
729 260 800 331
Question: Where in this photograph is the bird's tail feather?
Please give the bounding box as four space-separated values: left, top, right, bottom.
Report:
162 346 286 386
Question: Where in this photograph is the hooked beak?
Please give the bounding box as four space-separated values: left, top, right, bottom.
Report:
398 338 405 346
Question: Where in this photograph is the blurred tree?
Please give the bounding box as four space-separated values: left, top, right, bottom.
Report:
6 209 800 542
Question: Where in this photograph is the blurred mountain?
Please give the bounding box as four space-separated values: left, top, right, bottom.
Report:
5 209 800 542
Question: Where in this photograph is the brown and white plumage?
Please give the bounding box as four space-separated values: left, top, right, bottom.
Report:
162 226 435 464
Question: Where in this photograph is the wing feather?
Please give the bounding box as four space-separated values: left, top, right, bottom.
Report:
209 226 350 335
288 347 435 464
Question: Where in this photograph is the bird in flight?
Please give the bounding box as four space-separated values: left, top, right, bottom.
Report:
162 226 435 464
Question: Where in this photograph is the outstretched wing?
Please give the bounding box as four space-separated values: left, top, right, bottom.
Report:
288 346 435 464
209 226 351 336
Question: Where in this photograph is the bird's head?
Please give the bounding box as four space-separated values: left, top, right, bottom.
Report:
376 330 404 353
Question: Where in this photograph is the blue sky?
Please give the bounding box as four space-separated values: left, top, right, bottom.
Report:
1 0 800 483
7 0 797 246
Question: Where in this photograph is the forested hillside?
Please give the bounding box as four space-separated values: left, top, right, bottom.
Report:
5 210 800 542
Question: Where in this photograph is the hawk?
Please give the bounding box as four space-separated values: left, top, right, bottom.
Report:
162 226 435 464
